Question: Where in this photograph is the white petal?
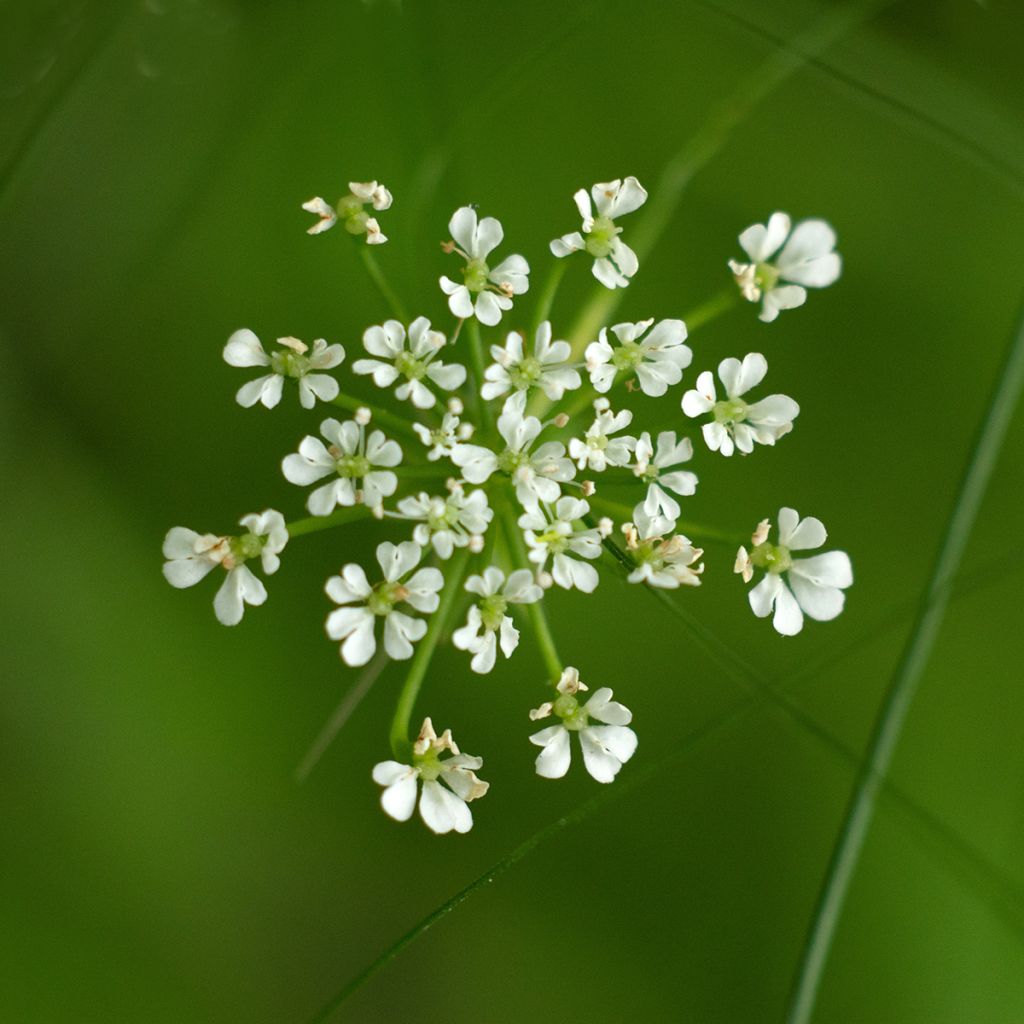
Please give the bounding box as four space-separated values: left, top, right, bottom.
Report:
772 581 804 636
532 726 571 779
380 772 418 822
223 329 269 368
789 551 853 590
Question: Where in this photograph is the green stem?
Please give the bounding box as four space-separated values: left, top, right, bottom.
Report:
588 494 746 547
531 260 568 332
785 295 1024 1024
330 392 420 441
681 286 738 332
388 549 471 759
359 245 409 322
286 506 371 538
465 318 494 433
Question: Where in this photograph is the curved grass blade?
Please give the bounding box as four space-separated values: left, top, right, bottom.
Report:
785 295 1024 1024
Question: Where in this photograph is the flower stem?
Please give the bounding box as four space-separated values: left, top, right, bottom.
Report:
464 318 494 433
681 286 739 331
286 506 371 538
531 260 568 332
587 495 746 546
330 392 419 441
388 548 471 759
359 245 409 323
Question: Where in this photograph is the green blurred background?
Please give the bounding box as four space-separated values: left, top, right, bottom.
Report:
3 1 1024 1021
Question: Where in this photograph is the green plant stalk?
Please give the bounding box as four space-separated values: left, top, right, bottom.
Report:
330 392 420 441
530 260 568 332
388 548 471 759
465 317 494 433
785 295 1024 1024
286 506 371 538
359 245 409 323
682 286 739 331
588 494 746 547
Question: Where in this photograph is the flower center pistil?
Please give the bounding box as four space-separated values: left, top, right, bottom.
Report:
584 215 620 259
479 594 508 632
395 351 428 381
270 350 311 379
463 257 491 293
713 398 749 425
508 355 542 389
610 341 643 372
333 452 371 478
750 541 792 574
367 580 409 617
553 693 588 730
225 531 265 568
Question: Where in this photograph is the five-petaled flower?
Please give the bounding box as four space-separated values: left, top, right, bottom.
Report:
568 398 637 472
729 212 841 322
518 496 602 593
632 430 698 521
395 484 493 560
302 179 393 243
481 320 581 403
549 177 648 288
373 718 489 834
585 318 692 397
529 667 638 782
622 510 704 589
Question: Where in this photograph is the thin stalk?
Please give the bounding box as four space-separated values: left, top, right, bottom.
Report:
682 287 738 331
531 260 569 332
588 494 746 547
785 295 1024 1024
464 318 494 433
330 393 420 441
388 549 471 758
287 506 371 538
358 246 409 323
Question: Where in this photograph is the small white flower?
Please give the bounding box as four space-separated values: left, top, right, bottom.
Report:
529 667 637 782
735 508 853 636
585 318 691 397
729 212 842 322
451 396 575 510
632 431 698 520
282 415 402 515
353 317 466 410
518 496 601 593
622 510 703 589
549 177 648 288
325 541 443 665
439 206 530 326
413 411 472 461
162 509 288 626
481 321 581 403
452 567 543 673
568 400 637 471
682 353 799 456
303 180 393 243
223 330 344 410
395 485 493 559
372 718 488 834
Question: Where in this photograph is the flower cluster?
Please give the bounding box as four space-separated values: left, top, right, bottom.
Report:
162 174 851 834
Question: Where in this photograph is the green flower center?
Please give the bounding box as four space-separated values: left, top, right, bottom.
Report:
755 262 781 291
426 501 459 532
535 527 567 554
463 257 491 293
750 541 792 574
414 748 443 781
228 532 265 565
497 449 525 474
479 594 508 632
367 580 407 617
584 214 620 259
395 351 428 381
553 693 588 730
713 398 749 425
270 350 311 379
508 355 542 389
610 340 643 371
335 453 371 478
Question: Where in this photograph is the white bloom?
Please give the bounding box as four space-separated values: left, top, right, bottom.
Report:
303 179 393 243
223 330 344 410
372 718 488 834
622 510 703 589
452 567 543 673
439 206 530 326
735 508 853 636
481 321 581 402
395 485 493 559
518 496 601 593
353 317 466 409
282 415 402 515
549 177 647 288
682 353 799 456
325 541 443 665
585 318 691 397
413 410 472 461
729 212 842 322
632 431 698 520
529 668 637 782
451 396 575 510
568 399 636 471
162 509 288 626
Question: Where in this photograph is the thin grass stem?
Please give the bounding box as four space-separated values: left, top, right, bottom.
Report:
358 246 409 323
286 507 371 538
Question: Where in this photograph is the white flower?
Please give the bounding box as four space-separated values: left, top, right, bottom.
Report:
632 431 698 520
481 321 581 402
682 353 799 456
518 496 601 593
353 317 466 410
223 330 344 410
395 485 493 559
282 414 402 515
413 410 472 461
372 718 488 834
729 212 842 322
451 396 575 510
452 567 543 673
529 668 637 782
325 541 443 665
162 509 288 626
585 318 691 397
735 508 853 636
439 206 530 326
568 399 636 471
549 177 647 288
303 179 393 243
622 510 703 589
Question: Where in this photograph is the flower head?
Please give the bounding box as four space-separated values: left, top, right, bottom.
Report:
729 212 841 322
585 318 691 397
413 407 473 461
452 567 543 673
372 718 489 834
549 177 647 288
622 510 703 589
518 496 601 593
353 317 466 409
632 431 698 520
481 320 581 403
282 413 402 515
440 206 530 326
223 330 344 410
325 541 443 665
682 352 799 456
303 179 393 243
162 509 287 626
568 398 637 472
735 508 853 635
529 667 637 782
395 484 493 559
